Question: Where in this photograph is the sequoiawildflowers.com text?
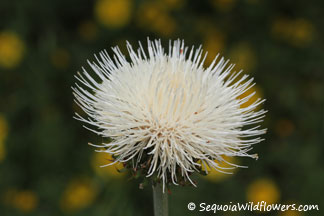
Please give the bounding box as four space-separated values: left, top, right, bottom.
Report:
187 201 319 214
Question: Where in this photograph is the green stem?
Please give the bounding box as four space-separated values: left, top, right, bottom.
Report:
152 181 168 216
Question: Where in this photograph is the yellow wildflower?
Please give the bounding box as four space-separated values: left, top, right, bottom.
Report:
238 85 263 109
280 208 304 216
95 0 132 28
60 178 97 212
0 31 24 69
13 191 38 213
92 151 125 179
203 30 225 65
201 156 238 183
272 18 314 47
0 115 8 162
278 201 305 216
247 178 280 206
291 19 314 47
4 189 38 213
229 43 256 73
137 2 176 37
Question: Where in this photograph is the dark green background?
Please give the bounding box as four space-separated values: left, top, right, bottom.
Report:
0 0 323 215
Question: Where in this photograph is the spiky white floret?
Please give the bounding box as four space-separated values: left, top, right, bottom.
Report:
73 39 266 190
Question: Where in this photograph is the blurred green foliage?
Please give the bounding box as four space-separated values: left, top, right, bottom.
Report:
0 0 323 215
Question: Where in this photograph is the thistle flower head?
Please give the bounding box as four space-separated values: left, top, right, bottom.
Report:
73 39 266 189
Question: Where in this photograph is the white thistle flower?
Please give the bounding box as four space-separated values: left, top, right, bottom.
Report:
73 39 266 190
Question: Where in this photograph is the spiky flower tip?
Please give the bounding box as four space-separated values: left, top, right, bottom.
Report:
73 39 266 190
